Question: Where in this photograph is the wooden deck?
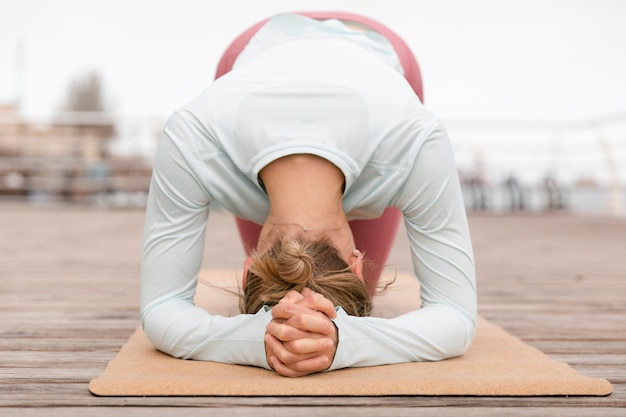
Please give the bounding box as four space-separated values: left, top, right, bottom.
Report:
1 204 625 416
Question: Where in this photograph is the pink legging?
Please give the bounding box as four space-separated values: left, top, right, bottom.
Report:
214 11 424 292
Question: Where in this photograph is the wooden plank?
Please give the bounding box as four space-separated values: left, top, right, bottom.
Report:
0 385 623 408
3 407 626 417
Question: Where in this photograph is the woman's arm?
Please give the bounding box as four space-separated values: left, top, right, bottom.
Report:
330 120 477 369
140 112 273 368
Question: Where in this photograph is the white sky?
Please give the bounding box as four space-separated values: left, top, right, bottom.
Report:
2 0 625 119
1 0 626 185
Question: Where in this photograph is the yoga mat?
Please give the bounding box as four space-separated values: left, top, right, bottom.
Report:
89 270 613 397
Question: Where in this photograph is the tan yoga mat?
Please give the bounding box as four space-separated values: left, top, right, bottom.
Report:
89 270 613 397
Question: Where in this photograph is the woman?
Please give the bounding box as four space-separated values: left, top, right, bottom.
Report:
141 12 477 378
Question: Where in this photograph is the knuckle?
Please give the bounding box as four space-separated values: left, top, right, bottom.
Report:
285 339 305 353
274 326 292 341
289 314 306 328
276 350 297 364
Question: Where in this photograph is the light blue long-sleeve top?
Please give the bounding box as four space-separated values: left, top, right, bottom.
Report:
141 13 477 371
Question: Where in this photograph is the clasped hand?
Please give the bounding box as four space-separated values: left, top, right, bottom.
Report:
264 287 338 377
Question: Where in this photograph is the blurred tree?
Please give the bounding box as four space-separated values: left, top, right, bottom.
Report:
62 71 108 112
58 71 115 139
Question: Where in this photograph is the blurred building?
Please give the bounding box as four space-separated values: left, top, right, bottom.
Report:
0 104 152 205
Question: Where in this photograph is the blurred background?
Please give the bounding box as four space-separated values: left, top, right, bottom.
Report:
1 0 625 215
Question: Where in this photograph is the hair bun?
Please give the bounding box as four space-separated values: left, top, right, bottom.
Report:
276 240 314 285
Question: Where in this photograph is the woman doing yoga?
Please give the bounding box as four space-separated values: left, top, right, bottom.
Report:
140 12 477 377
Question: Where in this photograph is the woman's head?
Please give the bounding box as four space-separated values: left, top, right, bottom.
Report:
242 238 372 316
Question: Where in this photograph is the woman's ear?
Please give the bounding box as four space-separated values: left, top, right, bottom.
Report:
242 256 253 288
351 250 364 281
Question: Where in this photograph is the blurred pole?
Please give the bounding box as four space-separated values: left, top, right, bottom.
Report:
16 38 25 112
595 125 623 217
15 39 25 166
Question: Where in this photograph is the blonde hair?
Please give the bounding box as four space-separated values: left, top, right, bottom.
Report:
243 238 372 316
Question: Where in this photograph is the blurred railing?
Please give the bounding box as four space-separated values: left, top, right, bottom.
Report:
445 112 626 216
0 110 624 216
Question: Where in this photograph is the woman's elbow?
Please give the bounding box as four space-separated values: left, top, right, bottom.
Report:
445 315 476 359
140 307 183 359
429 314 476 361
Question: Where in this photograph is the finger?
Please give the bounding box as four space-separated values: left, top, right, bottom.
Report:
269 356 304 377
268 355 309 377
285 313 336 336
271 302 329 323
264 333 319 364
267 321 335 359
278 290 304 305
269 353 330 377
266 320 315 343
299 288 337 318
271 305 335 336
284 336 334 355
271 302 314 320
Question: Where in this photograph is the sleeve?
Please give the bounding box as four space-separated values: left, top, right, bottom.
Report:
140 112 273 368
328 120 477 370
